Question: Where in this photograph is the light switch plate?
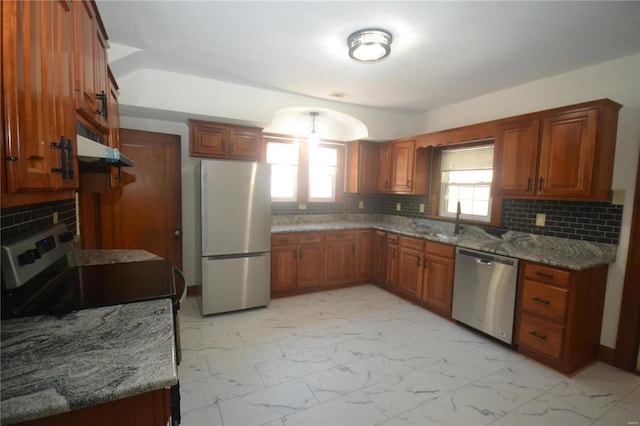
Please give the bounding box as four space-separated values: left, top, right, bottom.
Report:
52 211 59 224
396 203 401 211
419 203 425 213
359 201 364 209
535 213 546 227
611 189 625 205
298 204 307 210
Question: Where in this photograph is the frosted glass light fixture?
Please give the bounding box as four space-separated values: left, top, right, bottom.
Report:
308 112 320 145
348 28 392 63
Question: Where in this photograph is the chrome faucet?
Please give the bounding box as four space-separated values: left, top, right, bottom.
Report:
454 201 462 235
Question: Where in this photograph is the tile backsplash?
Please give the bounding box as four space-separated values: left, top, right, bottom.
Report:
273 194 622 245
0 199 76 241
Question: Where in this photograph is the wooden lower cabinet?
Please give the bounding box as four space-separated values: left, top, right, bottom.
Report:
421 242 455 318
372 230 386 284
515 261 608 374
271 232 324 294
18 388 171 426
384 233 400 289
355 229 375 281
324 231 356 286
397 236 424 300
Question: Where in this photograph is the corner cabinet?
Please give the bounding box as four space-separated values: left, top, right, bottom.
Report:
2 0 78 198
189 120 262 161
494 99 621 201
516 262 608 375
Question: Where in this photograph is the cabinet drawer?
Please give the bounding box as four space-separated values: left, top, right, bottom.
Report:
521 279 568 324
518 314 565 360
272 233 297 246
386 233 400 245
425 241 455 258
523 263 570 287
325 231 356 242
298 232 324 244
400 236 424 251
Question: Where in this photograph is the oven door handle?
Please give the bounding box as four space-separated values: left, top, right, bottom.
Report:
173 266 187 305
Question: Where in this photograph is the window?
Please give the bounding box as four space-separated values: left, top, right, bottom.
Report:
439 144 494 222
308 146 338 202
266 142 299 202
265 138 344 203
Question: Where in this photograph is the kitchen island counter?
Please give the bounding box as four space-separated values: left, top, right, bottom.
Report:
0 299 177 425
272 220 616 271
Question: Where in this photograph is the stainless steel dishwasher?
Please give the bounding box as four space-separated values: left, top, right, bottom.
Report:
452 248 519 345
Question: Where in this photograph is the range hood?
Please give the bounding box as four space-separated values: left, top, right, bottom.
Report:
77 134 134 168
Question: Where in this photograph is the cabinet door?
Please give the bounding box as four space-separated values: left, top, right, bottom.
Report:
355 230 375 281
93 23 109 130
397 242 423 300
422 253 455 317
493 120 540 196
372 231 386 284
324 240 356 285
228 129 261 160
359 142 379 192
384 236 399 288
538 108 598 198
190 124 229 157
391 140 415 193
377 144 392 192
271 245 297 292
3 0 75 192
297 242 324 288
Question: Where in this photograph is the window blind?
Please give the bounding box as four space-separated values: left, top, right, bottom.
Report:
440 145 494 172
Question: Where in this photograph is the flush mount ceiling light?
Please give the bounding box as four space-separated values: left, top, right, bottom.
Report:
348 28 392 63
308 112 320 145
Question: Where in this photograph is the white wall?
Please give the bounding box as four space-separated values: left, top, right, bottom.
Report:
412 53 640 348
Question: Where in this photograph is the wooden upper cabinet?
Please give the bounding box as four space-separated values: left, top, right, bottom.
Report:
494 119 540 196
189 120 262 161
347 141 379 193
2 0 78 195
73 0 108 131
494 100 621 201
377 144 393 192
390 139 415 193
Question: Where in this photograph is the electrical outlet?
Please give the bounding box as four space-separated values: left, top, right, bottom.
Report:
396 203 401 211
298 204 307 210
611 189 625 205
52 211 59 224
358 200 364 209
419 203 425 213
535 213 546 227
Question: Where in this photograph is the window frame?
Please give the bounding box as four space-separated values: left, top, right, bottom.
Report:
429 140 501 226
263 133 345 204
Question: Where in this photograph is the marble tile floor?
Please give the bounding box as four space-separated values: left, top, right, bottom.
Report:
178 284 640 426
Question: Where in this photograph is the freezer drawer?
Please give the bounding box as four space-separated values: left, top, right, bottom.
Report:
200 253 270 315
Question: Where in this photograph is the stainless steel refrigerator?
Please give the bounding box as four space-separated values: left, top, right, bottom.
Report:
196 159 271 315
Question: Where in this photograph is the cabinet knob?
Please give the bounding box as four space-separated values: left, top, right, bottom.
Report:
173 228 182 236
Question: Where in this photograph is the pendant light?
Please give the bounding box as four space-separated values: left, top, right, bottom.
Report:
308 112 320 145
348 28 392 63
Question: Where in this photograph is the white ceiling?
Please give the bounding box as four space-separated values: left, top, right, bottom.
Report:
96 1 640 115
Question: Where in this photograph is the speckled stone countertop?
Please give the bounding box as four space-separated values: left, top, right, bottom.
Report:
0 299 177 425
271 215 616 270
67 249 162 267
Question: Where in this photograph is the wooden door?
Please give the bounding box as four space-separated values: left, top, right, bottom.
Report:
423 253 454 317
297 242 324 288
355 229 375 281
493 120 540 197
372 231 386 284
397 239 423 300
538 108 598 198
98 129 182 269
391 140 415 193
377 144 392 192
271 245 297 292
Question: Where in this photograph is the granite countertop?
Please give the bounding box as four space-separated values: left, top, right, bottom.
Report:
271 222 616 270
0 299 177 425
67 249 162 267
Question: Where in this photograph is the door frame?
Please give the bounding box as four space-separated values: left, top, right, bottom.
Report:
614 150 640 372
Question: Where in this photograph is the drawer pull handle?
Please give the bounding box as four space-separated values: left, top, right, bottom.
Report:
535 272 554 280
532 297 551 305
529 331 548 341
